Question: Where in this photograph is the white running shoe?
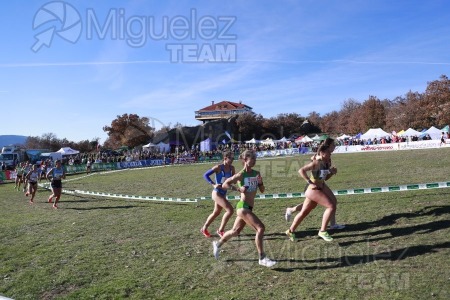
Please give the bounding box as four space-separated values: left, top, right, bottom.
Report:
259 257 277 267
285 208 292 222
328 224 345 230
212 241 220 259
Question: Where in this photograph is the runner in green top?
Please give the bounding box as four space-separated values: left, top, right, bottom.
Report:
212 150 276 268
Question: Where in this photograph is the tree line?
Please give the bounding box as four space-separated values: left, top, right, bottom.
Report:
25 74 449 152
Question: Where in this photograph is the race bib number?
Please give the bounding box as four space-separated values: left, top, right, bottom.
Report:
243 177 258 192
319 169 330 180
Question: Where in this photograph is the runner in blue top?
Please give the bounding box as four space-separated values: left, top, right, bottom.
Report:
201 151 236 238
46 160 66 209
212 150 276 268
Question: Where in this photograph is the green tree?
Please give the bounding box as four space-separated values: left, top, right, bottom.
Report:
273 113 304 138
235 113 265 141
153 125 171 143
41 133 60 151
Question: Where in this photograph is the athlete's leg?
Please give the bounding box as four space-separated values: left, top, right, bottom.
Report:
289 198 317 232
236 209 267 256
306 189 336 232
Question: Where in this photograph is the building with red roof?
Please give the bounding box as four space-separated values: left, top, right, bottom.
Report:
195 100 254 123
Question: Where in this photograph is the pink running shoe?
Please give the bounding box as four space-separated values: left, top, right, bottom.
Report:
216 230 225 237
200 228 211 238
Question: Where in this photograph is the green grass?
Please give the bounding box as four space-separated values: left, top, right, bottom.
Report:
1 148 449 299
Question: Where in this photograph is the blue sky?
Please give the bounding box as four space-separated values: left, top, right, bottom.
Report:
1 0 449 143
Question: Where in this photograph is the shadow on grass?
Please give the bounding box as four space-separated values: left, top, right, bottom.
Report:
337 241 450 266
224 205 450 272
344 205 450 231
338 219 450 246
65 205 138 210
267 241 450 272
335 205 450 246
267 205 450 271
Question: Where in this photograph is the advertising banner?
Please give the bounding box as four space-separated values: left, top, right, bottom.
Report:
334 140 449 154
118 159 165 169
8 171 16 179
257 148 300 158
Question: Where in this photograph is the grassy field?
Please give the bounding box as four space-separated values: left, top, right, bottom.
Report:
1 148 449 299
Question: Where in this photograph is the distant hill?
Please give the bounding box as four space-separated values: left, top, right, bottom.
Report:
0 135 28 148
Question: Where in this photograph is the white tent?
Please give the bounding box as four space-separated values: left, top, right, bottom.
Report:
157 142 170 153
360 128 391 140
142 142 157 149
245 138 260 144
398 128 421 137
261 138 275 146
277 137 288 142
56 147 79 155
337 134 352 140
301 136 313 143
311 134 321 141
425 126 443 140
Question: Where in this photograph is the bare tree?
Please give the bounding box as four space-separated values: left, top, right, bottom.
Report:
321 111 340 134
424 75 450 127
103 114 154 149
359 96 386 130
337 98 362 134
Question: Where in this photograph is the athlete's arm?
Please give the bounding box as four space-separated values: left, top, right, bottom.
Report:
46 168 53 181
203 164 219 185
222 172 244 192
257 173 265 193
299 160 318 186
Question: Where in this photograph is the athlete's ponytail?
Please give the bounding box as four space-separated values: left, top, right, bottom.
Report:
317 137 335 154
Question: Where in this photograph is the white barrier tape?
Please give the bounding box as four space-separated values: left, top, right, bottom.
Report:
38 183 196 203
199 181 450 201
70 189 197 203
38 181 449 203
